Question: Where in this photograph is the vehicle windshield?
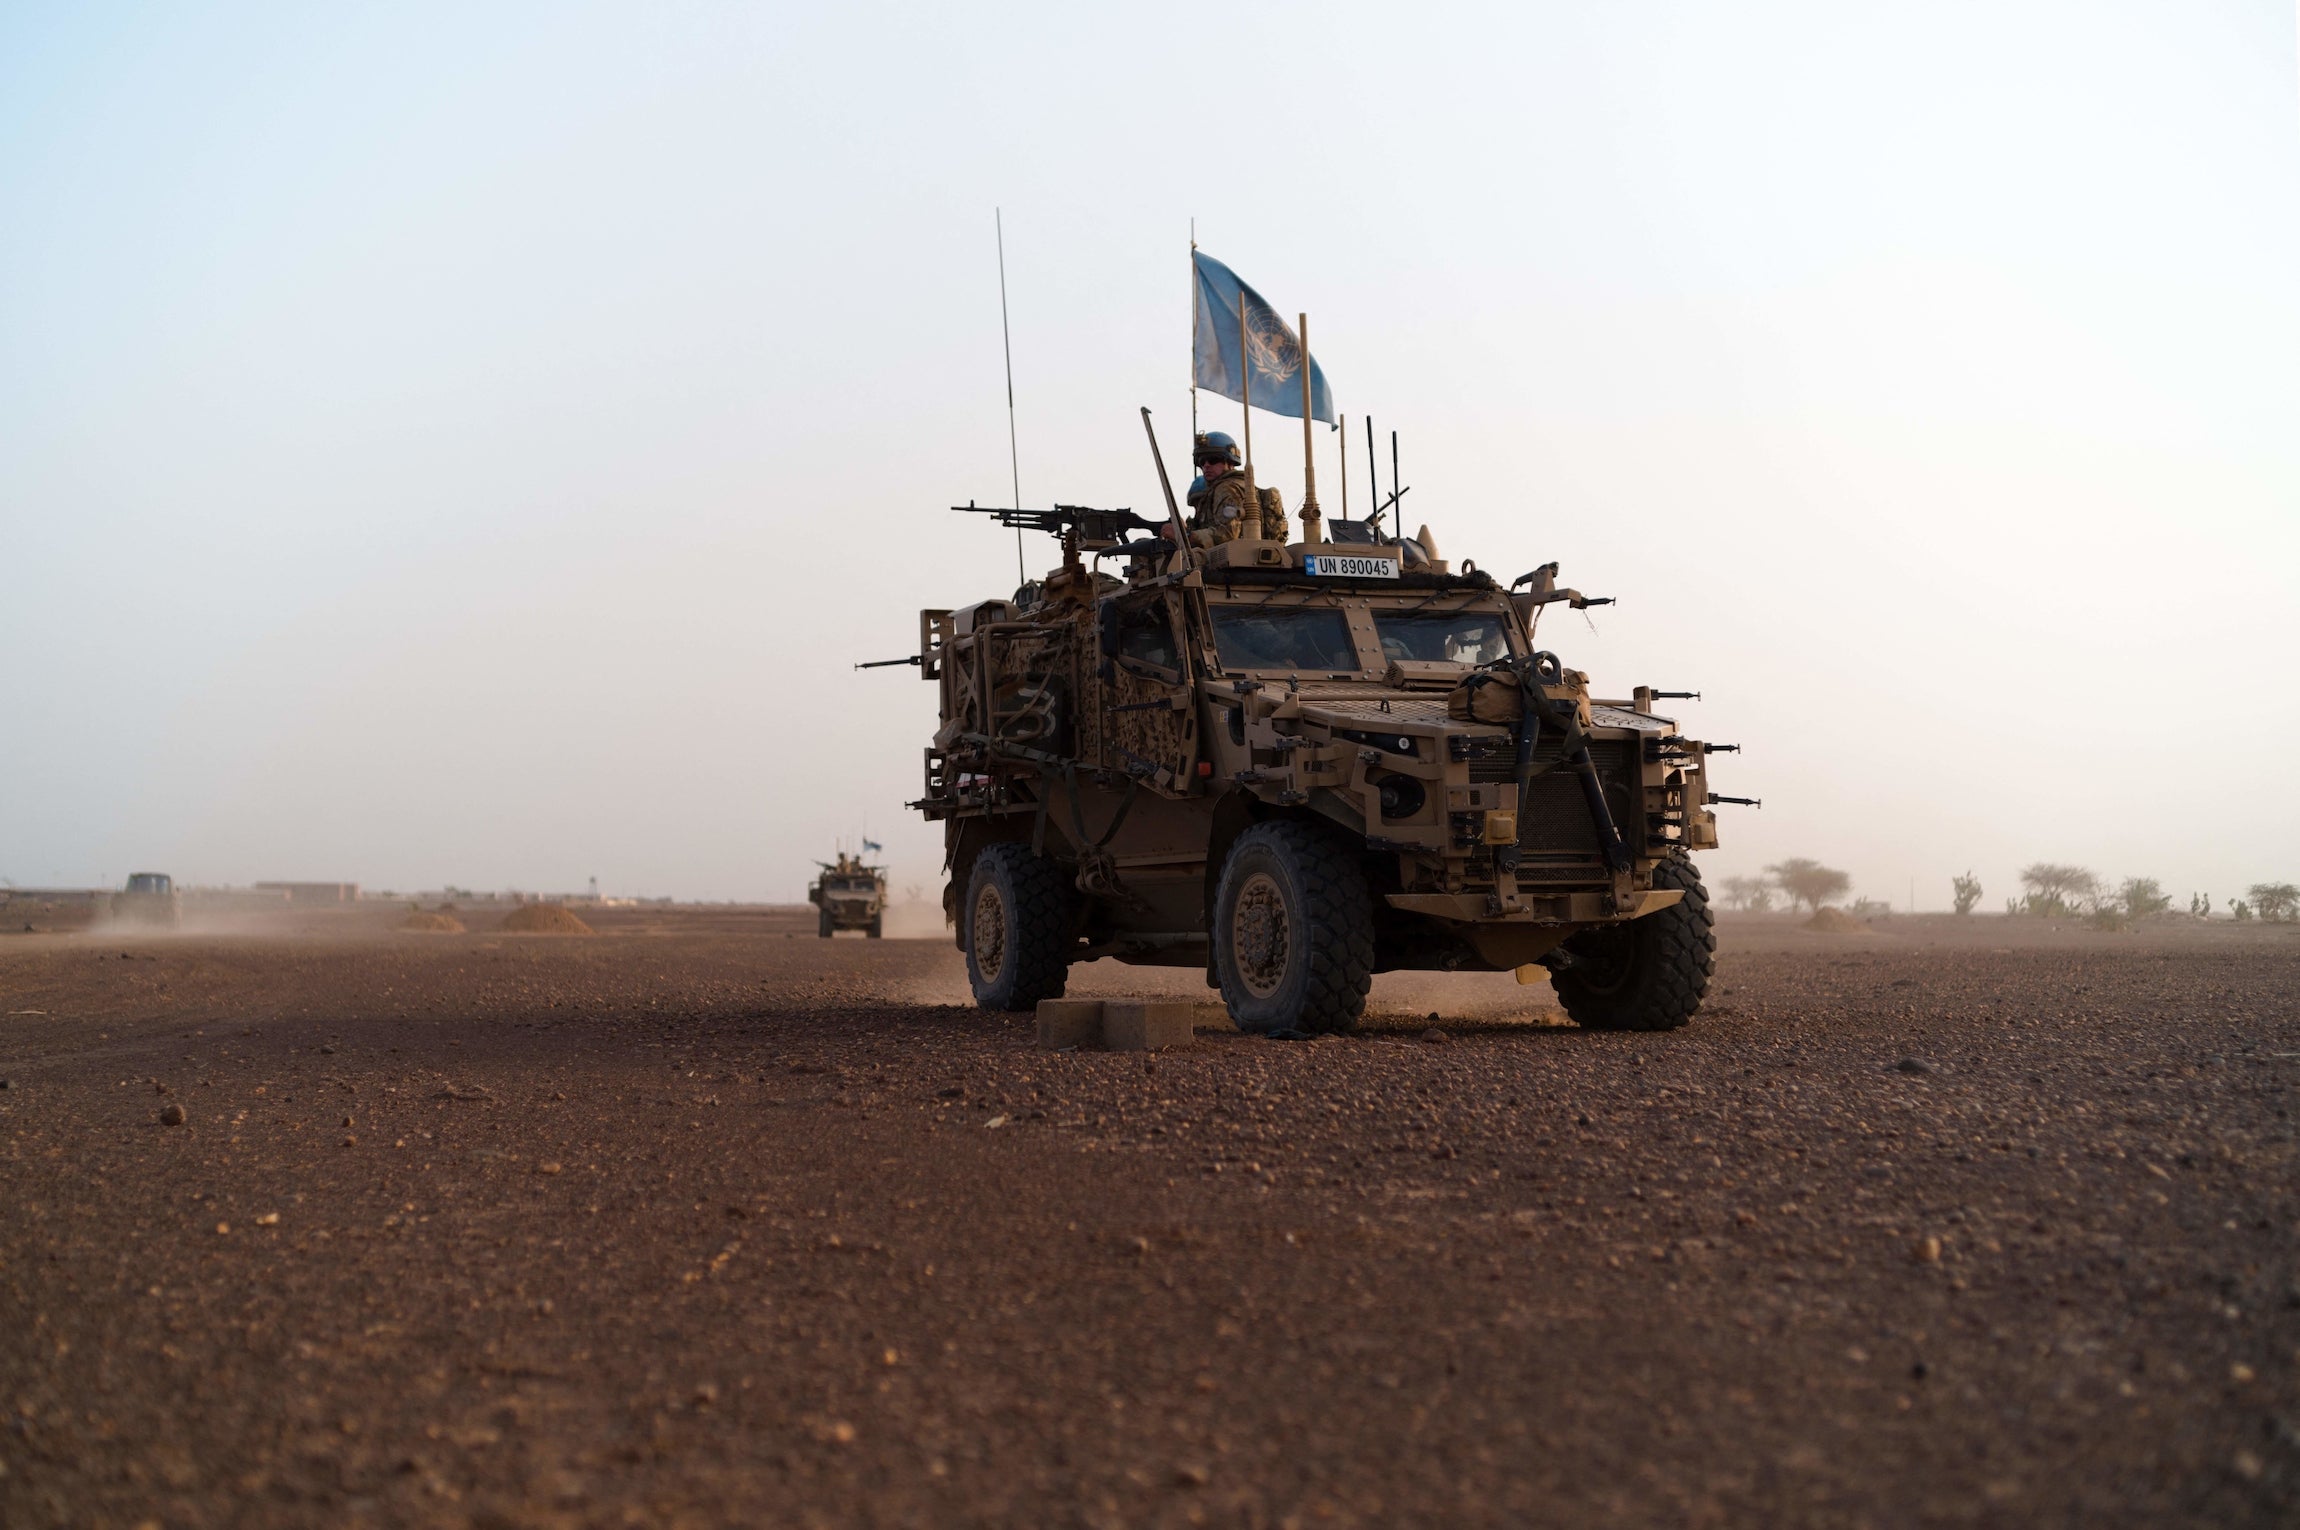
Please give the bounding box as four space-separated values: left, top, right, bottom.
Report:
1373 608 1517 667
1209 605 1360 673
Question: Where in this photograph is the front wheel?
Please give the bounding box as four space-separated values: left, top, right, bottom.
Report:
818 907 833 938
1213 821 1373 1035
1551 852 1714 1031
964 843 1074 1010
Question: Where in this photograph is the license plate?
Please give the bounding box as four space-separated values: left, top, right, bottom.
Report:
1302 554 1398 579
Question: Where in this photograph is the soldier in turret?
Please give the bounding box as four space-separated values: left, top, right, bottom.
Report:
1185 432 1261 544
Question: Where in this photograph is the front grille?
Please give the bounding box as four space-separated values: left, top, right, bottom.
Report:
1516 741 1639 855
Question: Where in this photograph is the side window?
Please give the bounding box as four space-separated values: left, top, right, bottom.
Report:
1116 603 1179 673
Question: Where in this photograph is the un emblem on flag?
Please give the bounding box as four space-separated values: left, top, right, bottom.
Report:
1244 308 1299 383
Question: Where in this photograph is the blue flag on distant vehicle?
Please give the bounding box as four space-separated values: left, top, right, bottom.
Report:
861 838 882 853
1192 251 1334 425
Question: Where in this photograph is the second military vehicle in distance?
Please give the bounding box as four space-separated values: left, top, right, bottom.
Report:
887 447 1748 1037
111 872 182 928
809 852 888 939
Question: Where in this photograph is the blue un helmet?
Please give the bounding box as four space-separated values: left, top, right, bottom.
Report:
1193 431 1242 468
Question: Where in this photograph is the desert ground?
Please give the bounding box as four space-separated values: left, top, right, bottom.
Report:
2 905 2296 1528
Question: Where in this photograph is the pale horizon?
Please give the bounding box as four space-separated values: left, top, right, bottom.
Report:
6 3 2297 910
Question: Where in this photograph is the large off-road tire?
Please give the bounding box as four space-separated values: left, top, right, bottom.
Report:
818 907 833 938
866 917 883 940
964 843 1074 1011
1551 851 1714 1032
1213 821 1374 1036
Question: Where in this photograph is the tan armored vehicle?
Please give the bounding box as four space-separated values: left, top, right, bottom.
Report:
809 853 888 938
885 439 1746 1035
110 872 182 928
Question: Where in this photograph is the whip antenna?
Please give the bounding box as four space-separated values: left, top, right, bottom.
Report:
996 208 1024 584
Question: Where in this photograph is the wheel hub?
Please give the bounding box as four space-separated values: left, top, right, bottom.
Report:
1230 871 1290 999
971 883 1008 976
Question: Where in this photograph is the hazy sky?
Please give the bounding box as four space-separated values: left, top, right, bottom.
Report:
4 2 2296 908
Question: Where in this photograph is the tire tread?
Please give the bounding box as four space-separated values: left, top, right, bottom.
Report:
1554 851 1714 1032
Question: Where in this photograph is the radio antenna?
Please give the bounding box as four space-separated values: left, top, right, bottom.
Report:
1365 415 1379 532
996 208 1024 584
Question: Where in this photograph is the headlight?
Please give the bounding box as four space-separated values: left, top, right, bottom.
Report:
1377 775 1428 820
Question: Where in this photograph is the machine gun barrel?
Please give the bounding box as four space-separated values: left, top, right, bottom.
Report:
950 500 1157 537
855 655 922 670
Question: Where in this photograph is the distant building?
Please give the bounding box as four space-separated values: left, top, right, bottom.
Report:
253 881 360 904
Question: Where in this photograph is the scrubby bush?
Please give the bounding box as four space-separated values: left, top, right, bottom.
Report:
1721 876 1775 913
1766 859 1851 914
2119 878 2172 919
1848 897 1893 919
2017 863 2098 917
2189 892 2211 917
2232 900 2254 922
1951 872 1982 915
2249 883 2299 922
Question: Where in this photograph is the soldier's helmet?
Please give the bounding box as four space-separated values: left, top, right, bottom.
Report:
1193 431 1242 468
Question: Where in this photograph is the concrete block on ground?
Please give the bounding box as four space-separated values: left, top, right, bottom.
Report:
1104 1000 1198 1051
1190 1002 1237 1033
1036 999 1104 1050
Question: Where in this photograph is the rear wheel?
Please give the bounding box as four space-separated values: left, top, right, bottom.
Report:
1551 852 1714 1031
1213 821 1373 1035
964 843 1073 1010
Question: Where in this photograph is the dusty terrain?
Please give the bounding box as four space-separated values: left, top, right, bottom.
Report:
3 909 2296 1528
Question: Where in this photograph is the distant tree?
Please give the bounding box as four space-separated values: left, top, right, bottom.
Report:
2017 863 2098 917
2249 883 2300 923
2119 878 2172 919
2189 892 2211 917
1951 872 1983 916
2232 899 2254 923
1766 858 1852 914
1721 875 1775 913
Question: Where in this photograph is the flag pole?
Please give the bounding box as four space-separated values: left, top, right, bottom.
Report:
1238 291 1252 480
1339 412 1348 520
1188 221 1198 440
1298 311 1321 545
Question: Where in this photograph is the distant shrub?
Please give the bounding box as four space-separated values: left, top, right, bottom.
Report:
2017 863 2098 917
2119 878 2172 919
2248 883 2299 923
1951 873 1982 916
2232 900 2254 922
1766 859 1852 914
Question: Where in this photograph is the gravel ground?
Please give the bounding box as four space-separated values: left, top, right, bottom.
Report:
2 913 2296 1528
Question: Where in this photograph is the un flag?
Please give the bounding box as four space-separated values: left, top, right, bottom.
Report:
1191 252 1335 425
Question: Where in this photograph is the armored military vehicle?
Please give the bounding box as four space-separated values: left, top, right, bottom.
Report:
110 872 182 928
809 853 888 938
888 442 1745 1035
